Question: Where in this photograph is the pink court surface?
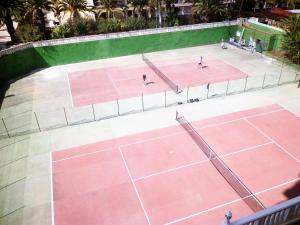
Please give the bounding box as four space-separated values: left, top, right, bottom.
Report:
69 56 248 107
51 104 300 225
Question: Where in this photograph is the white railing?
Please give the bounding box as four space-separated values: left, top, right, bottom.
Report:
0 20 238 57
222 196 300 225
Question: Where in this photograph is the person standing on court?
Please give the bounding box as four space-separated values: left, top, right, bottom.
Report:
143 74 147 85
198 56 203 66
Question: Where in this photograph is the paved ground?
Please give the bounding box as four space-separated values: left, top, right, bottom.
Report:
0 44 300 225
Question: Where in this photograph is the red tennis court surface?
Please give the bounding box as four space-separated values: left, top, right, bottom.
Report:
69 56 248 107
51 104 300 225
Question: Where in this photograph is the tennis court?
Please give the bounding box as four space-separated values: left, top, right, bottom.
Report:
69 55 248 107
51 104 300 225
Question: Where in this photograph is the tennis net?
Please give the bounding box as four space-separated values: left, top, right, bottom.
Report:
176 111 265 213
142 54 180 93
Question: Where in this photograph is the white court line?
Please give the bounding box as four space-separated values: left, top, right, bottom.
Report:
107 74 120 95
244 118 300 164
52 146 118 163
66 72 74 108
278 103 300 118
120 108 284 149
133 142 273 182
50 153 55 225
164 177 300 225
119 147 152 225
53 108 284 163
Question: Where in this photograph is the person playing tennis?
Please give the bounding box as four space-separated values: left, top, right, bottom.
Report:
143 74 147 85
198 56 203 66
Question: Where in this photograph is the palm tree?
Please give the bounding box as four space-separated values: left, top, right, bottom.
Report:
60 0 89 21
148 0 162 27
281 15 300 65
0 0 22 43
191 0 229 23
52 0 64 23
97 0 118 18
130 0 148 17
22 0 54 36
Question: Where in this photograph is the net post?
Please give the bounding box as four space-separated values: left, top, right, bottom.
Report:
207 85 210 99
117 99 120 116
176 111 179 120
141 93 144 112
63 107 68 125
34 112 41 132
244 76 248 91
2 118 10 138
92 104 96 121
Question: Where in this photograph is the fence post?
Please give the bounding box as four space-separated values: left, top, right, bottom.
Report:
117 99 120 116
262 73 266 88
92 104 96 121
63 108 68 125
244 76 248 91
207 86 210 99
2 118 10 138
294 68 300 81
164 90 167 107
141 93 144 112
278 72 282 85
186 87 189 103
34 112 41 132
226 80 230 95
279 61 284 81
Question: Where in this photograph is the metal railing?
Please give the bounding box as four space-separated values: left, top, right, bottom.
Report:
221 196 300 225
0 68 299 139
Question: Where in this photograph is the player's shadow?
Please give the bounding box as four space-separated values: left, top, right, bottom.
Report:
283 174 300 200
145 81 155 85
0 82 10 109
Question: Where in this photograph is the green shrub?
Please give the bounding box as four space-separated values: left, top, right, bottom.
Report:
51 24 74 39
73 19 89 36
97 18 121 33
16 24 44 43
122 17 147 31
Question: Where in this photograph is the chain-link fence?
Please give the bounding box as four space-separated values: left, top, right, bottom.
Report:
1 67 299 139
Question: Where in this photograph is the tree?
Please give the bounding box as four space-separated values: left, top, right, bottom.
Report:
52 0 64 23
22 0 53 37
281 15 300 65
130 0 148 18
191 0 230 23
60 0 89 21
148 0 162 27
97 0 118 18
0 0 22 43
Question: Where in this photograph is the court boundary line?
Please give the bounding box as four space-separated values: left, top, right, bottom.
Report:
164 177 300 225
107 73 120 95
278 103 300 118
120 108 284 149
52 108 284 163
66 73 74 108
244 118 300 164
50 153 55 225
133 142 273 182
52 146 118 163
118 147 152 225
